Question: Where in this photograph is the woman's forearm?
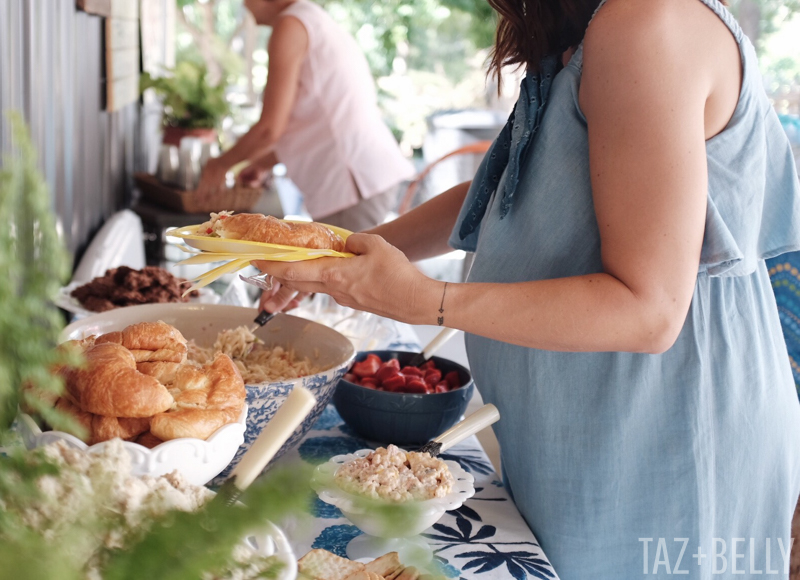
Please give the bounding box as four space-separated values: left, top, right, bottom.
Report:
215 124 278 171
252 150 279 169
369 181 471 262
411 273 687 355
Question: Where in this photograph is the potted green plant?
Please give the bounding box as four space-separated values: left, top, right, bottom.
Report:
140 61 231 146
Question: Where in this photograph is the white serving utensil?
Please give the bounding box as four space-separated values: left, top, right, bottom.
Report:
407 327 460 367
213 386 317 506
415 403 500 457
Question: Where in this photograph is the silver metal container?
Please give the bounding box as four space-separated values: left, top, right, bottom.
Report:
199 141 220 172
156 144 180 185
177 137 202 190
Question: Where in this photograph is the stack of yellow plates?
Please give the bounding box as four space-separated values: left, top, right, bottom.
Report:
166 221 354 293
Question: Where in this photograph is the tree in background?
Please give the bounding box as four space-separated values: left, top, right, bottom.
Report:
175 0 249 86
316 0 494 79
315 0 501 151
175 0 494 94
174 0 502 153
729 0 800 49
729 0 800 114
175 0 800 146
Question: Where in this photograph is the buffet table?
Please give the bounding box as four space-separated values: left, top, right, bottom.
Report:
282 405 559 580
38 281 560 579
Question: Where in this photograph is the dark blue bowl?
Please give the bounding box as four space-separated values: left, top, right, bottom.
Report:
332 350 474 445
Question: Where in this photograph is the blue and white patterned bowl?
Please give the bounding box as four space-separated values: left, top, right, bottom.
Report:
213 345 355 485
60 303 356 487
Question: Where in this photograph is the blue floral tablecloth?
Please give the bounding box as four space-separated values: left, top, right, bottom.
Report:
279 405 559 580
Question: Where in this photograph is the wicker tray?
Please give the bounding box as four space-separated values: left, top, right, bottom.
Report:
134 172 261 214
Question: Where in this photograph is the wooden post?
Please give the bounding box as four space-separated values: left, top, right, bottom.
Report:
76 0 111 17
105 0 140 112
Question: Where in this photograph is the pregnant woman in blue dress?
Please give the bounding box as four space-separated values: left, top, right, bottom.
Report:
257 0 800 576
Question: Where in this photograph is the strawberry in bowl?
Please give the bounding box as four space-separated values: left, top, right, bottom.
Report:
344 355 465 395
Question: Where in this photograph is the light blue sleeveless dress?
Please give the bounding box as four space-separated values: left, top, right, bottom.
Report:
449 0 800 578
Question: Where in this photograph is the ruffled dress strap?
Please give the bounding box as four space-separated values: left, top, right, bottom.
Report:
694 0 800 276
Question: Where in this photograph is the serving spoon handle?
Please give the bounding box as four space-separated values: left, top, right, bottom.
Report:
214 386 316 506
416 403 500 457
407 327 460 367
249 309 276 333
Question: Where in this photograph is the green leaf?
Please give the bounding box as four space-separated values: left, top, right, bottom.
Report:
0 112 75 431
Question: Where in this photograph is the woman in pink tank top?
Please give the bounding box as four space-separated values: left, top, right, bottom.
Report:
197 0 415 231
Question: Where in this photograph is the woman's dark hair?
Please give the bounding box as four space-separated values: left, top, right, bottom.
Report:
487 0 730 86
487 0 601 84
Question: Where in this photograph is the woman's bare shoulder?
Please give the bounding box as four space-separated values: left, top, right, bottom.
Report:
585 0 729 57
582 0 740 137
269 14 309 54
584 0 737 65
581 0 698 104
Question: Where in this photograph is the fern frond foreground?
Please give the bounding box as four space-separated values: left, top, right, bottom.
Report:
0 114 312 580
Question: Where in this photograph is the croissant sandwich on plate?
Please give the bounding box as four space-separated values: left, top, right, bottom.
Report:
197 211 346 252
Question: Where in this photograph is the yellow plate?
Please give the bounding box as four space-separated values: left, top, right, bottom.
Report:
166 220 354 260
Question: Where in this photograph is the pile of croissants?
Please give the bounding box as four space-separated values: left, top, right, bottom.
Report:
45 321 246 447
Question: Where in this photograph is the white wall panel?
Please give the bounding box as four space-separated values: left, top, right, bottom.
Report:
0 0 148 263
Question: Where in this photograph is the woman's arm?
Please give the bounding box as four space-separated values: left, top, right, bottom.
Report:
237 150 279 187
256 0 736 354
246 150 280 171
368 180 471 262
197 16 307 194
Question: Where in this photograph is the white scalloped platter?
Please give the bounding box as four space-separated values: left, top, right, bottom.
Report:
15 405 248 487
245 520 298 580
54 282 220 317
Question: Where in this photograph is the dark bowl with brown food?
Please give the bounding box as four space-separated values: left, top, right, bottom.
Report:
332 350 474 445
